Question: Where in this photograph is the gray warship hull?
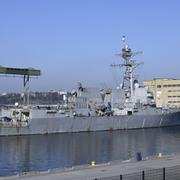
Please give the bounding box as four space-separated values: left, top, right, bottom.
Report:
1 37 180 136
1 111 180 136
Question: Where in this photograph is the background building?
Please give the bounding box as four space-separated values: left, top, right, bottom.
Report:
144 79 180 108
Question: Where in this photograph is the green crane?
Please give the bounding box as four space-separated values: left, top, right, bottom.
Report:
0 66 41 105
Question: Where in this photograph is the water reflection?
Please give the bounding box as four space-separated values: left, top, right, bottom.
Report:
1 127 180 176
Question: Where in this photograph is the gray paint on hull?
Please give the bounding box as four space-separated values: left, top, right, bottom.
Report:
1 112 180 136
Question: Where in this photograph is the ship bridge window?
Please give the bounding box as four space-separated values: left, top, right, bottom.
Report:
22 112 30 117
2 116 12 122
13 111 19 115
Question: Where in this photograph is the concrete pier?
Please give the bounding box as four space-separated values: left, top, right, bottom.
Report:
2 154 180 180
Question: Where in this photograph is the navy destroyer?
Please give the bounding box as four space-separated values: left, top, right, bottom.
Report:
1 36 180 136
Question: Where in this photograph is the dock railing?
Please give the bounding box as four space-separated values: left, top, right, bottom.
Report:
94 165 180 180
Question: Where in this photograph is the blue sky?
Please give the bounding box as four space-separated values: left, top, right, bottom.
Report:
0 0 180 92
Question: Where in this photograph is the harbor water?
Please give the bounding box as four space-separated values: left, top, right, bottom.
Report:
1 126 180 176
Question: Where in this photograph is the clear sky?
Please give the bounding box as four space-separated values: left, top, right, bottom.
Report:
0 0 180 92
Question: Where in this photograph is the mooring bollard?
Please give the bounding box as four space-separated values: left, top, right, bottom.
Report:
91 161 96 166
158 153 163 158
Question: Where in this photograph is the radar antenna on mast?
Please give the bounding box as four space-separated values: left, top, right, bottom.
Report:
111 36 143 102
122 35 126 47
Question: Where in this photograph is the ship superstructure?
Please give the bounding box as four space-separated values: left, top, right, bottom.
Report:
0 37 180 136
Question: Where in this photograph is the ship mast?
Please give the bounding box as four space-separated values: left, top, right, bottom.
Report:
111 36 143 102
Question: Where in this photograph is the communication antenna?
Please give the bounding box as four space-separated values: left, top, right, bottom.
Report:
111 36 143 101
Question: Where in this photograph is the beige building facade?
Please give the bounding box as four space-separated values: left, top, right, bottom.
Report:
144 79 180 108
